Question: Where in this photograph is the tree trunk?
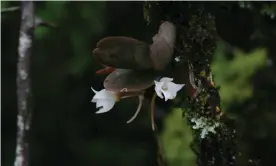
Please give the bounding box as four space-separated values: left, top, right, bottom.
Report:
144 2 238 166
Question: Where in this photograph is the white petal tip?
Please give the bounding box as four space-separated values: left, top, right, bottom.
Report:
95 109 109 114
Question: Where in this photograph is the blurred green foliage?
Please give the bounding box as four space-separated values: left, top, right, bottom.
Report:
159 43 269 166
34 1 107 76
160 109 196 166
212 44 267 108
2 2 157 166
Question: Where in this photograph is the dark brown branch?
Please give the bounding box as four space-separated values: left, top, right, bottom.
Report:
14 1 35 166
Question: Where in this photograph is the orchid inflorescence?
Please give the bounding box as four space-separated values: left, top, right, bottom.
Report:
91 77 184 130
90 21 185 130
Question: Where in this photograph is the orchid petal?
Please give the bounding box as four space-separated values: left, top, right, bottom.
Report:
91 87 117 114
167 82 185 92
162 90 173 101
154 81 164 99
160 77 174 82
95 99 115 114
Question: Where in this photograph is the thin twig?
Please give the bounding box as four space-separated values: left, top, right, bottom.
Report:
35 17 57 28
1 5 56 28
1 6 20 13
14 1 35 166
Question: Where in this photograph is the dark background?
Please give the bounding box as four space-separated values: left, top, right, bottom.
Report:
2 2 276 166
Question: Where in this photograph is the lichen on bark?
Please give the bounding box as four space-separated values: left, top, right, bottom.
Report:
15 1 35 166
144 2 237 166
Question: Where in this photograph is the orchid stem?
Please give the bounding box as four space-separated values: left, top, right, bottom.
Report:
150 92 157 131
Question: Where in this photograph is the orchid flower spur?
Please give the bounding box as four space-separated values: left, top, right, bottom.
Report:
126 95 144 123
154 77 185 101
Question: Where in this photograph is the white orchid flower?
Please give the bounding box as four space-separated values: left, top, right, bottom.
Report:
91 88 119 114
91 87 144 123
154 77 185 101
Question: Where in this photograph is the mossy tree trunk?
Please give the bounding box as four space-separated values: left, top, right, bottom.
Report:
144 2 238 166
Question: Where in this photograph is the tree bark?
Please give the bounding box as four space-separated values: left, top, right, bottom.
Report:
144 2 237 166
14 1 35 166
